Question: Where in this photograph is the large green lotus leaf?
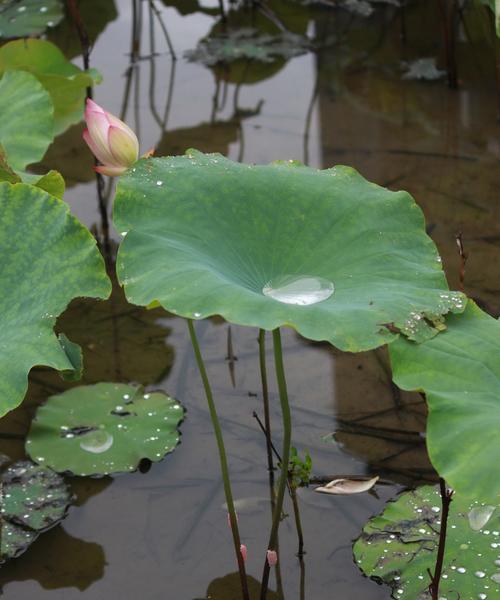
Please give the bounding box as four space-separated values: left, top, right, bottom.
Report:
26 383 185 476
0 0 63 39
0 40 101 135
390 302 500 503
354 485 500 599
0 70 54 172
1 460 71 564
0 182 111 417
114 151 465 352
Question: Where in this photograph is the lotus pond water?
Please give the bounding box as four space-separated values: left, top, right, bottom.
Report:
0 1 498 600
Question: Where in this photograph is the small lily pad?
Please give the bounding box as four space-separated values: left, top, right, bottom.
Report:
114 151 465 352
1 460 71 563
185 28 311 65
0 0 64 39
26 383 185 476
354 485 500 599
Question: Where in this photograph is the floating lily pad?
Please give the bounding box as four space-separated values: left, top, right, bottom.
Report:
26 383 185 476
0 40 101 135
1 460 71 563
390 302 500 503
354 485 500 599
0 70 54 172
0 0 63 39
185 28 311 66
0 182 111 417
162 0 218 17
114 151 465 352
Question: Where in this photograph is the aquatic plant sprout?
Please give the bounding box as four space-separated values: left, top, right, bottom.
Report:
83 99 139 177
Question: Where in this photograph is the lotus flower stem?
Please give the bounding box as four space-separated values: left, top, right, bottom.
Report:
260 328 292 600
187 319 249 600
428 478 454 599
258 329 275 474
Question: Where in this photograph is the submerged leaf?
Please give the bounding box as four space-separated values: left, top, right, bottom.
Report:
0 460 71 564
0 182 111 418
390 302 500 503
26 383 185 476
315 475 379 495
354 485 500 598
114 151 465 352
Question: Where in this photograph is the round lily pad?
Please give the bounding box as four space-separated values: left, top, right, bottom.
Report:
26 383 185 476
390 302 500 503
0 0 63 39
354 485 500 599
0 182 111 418
1 460 71 564
114 151 465 352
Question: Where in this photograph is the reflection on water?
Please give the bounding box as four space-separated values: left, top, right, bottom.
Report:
1 0 499 598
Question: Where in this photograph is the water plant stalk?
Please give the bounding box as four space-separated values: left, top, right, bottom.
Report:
260 328 292 600
187 320 249 600
428 478 453 599
258 329 275 473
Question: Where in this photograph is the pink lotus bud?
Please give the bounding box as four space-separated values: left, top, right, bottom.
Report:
266 550 278 567
240 544 247 562
83 98 139 177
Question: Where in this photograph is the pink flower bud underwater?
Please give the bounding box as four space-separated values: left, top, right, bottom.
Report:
266 550 278 567
240 544 247 562
83 98 139 177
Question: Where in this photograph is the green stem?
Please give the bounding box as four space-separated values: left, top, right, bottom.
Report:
260 328 292 600
258 329 274 473
187 320 249 600
290 485 304 557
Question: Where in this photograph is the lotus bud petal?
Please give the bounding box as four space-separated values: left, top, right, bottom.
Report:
266 550 278 567
240 544 247 562
83 99 139 176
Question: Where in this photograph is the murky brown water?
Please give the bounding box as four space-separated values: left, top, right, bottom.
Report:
1 1 499 598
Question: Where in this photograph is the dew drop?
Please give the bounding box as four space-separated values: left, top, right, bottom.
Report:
491 574 500 583
262 275 334 306
457 567 466 574
80 430 113 454
475 571 486 578
156 180 163 186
